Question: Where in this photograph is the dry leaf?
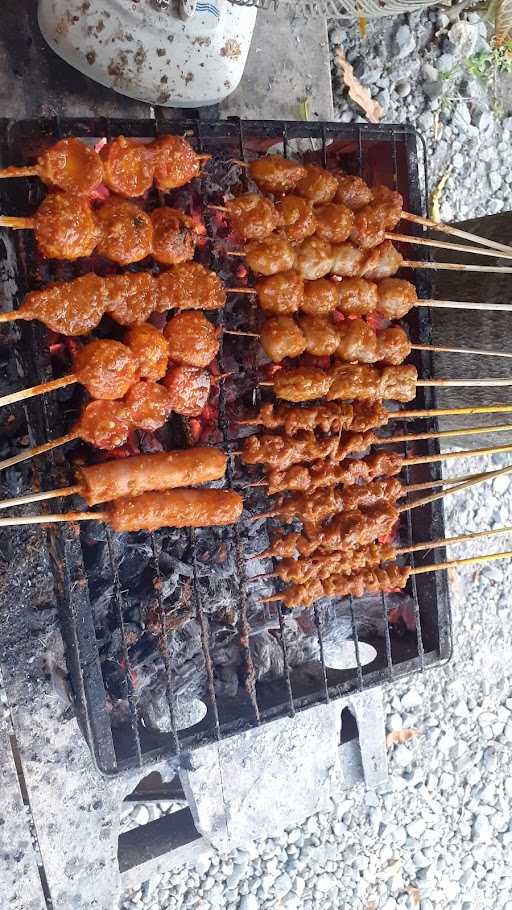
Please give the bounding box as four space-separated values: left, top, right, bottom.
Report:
335 49 384 125
406 885 421 905
495 0 512 45
378 857 402 878
430 168 452 224
367 903 378 910
386 728 418 748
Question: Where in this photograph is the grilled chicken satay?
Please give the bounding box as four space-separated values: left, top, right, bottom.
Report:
241 400 389 436
260 314 411 365
272 363 418 403
276 562 410 608
10 263 226 336
265 451 403 495
269 541 397 584
272 476 403 524
243 427 377 472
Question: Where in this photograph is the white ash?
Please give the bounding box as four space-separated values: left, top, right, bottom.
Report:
120 452 512 910
330 10 511 222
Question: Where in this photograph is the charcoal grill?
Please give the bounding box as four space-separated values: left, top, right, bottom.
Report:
0 116 451 777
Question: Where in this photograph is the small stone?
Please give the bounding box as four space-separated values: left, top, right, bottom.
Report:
388 713 403 731
339 110 354 123
503 721 512 742
131 805 150 826
407 819 426 839
316 873 335 893
239 897 258 910
393 25 415 58
395 80 411 98
274 873 292 897
503 117 512 131
423 81 443 100
472 815 493 843
194 853 211 877
413 851 430 868
418 111 434 132
473 110 494 132
438 53 455 73
422 62 439 81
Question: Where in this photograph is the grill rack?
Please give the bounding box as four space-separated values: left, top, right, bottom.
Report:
0 117 452 777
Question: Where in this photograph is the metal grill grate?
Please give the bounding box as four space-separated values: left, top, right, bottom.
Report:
0 117 451 776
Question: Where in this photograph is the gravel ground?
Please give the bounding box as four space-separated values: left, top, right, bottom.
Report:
119 452 512 909
119 12 512 909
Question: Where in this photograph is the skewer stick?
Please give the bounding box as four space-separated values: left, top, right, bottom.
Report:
0 484 81 510
419 300 512 312
411 342 512 358
0 511 105 528
410 549 512 576
0 374 78 408
417 377 512 389
0 432 79 472
386 231 512 261
381 422 512 445
403 259 512 274
398 403 512 419
208 204 228 213
396 523 512 556
400 211 512 256
399 460 512 513
227 288 255 295
0 311 20 324
0 216 36 230
404 441 512 466
0 165 40 180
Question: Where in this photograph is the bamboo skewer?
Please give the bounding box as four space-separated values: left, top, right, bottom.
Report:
379 422 512 446
223 287 512 313
400 211 512 256
0 165 40 180
396 523 512 556
0 485 81 511
410 549 512 576
0 216 35 230
259 377 512 392
238 402 512 429
0 432 79 473
402 259 512 274
0 511 104 528
385 231 512 261
0 374 77 408
404 441 512 466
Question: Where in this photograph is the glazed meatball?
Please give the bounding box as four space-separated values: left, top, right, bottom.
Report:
337 278 379 316
335 174 373 211
255 270 305 314
77 400 130 449
101 136 153 197
295 165 338 205
40 138 104 195
124 380 173 430
164 310 220 367
260 315 307 363
150 207 195 265
315 202 354 243
105 272 157 326
299 314 339 356
125 323 170 380
330 243 367 277
225 193 281 241
95 198 153 265
350 209 387 250
295 237 333 280
245 235 296 275
151 135 202 190
377 278 417 319
336 318 378 363
362 242 403 280
74 340 138 399
302 278 340 315
163 365 211 416
376 326 411 365
248 155 306 194
276 195 317 244
158 262 226 311
34 193 100 260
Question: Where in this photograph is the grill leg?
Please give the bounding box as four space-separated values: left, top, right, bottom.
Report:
341 688 388 791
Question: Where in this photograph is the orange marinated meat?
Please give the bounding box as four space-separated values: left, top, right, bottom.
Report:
295 165 338 205
164 310 220 367
260 315 306 363
124 323 170 380
151 135 202 190
34 193 100 260
245 235 296 275
104 272 157 326
100 136 154 197
330 242 367 277
336 318 378 363
337 277 378 315
225 193 281 241
163 365 211 416
248 155 306 194
376 326 411 366
299 314 339 356
350 208 387 249
301 278 340 315
150 207 195 265
77 447 227 505
158 262 226 311
74 340 138 399
21 273 106 336
273 367 332 402
255 270 304 314
377 278 417 319
124 380 173 430
314 202 354 243
276 195 317 244
295 237 333 280
107 488 243 532
95 198 153 265
362 241 403 280
75 400 130 449
36 138 104 195
380 364 417 402
334 175 373 211
327 363 381 401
